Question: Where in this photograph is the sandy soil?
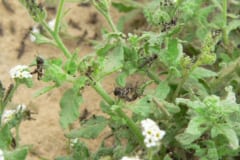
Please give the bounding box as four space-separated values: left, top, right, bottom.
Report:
0 1 119 159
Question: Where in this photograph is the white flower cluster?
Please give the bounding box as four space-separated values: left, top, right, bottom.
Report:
141 118 165 148
0 149 4 160
9 65 32 79
121 156 141 160
1 104 26 125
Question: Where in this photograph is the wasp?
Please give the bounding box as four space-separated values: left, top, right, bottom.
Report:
31 56 44 80
114 84 140 102
138 54 158 69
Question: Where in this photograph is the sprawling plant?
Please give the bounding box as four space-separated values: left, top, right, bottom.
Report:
1 0 240 159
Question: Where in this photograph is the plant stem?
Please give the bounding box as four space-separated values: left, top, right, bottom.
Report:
91 82 115 105
146 70 161 84
147 149 154 160
41 21 71 59
222 0 228 45
115 108 144 145
55 0 65 34
105 14 118 32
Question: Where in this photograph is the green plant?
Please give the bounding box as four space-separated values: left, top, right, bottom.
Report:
1 0 240 159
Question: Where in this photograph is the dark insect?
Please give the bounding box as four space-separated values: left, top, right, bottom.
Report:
79 108 89 121
31 56 44 80
85 66 94 81
68 19 82 30
88 13 98 25
2 0 15 13
22 109 36 120
114 84 140 102
17 27 31 59
161 19 177 32
138 54 158 68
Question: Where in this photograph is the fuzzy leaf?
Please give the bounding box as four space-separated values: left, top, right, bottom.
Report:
154 81 170 100
102 45 124 75
191 67 217 79
60 89 83 129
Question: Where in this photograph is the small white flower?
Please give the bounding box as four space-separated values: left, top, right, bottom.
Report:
141 118 165 148
1 109 16 125
48 18 56 31
9 65 32 79
121 156 141 160
30 25 40 42
0 149 4 160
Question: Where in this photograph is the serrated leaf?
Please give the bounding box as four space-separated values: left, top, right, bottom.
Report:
154 81 170 100
60 89 83 129
67 116 107 139
4 147 28 160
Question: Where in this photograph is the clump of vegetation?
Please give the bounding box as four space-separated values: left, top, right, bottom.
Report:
1 0 240 159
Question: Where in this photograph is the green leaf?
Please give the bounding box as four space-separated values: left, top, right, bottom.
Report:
72 141 90 160
191 67 217 79
67 116 107 139
211 124 239 150
60 89 83 129
227 20 240 35
97 44 114 56
161 38 183 67
175 132 200 145
130 96 153 117
4 147 28 160
205 141 219 160
55 156 73 160
112 2 135 12
102 45 124 75
154 81 170 100
185 117 208 136
0 125 12 149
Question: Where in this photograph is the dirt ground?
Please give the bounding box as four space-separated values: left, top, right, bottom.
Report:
0 1 120 160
